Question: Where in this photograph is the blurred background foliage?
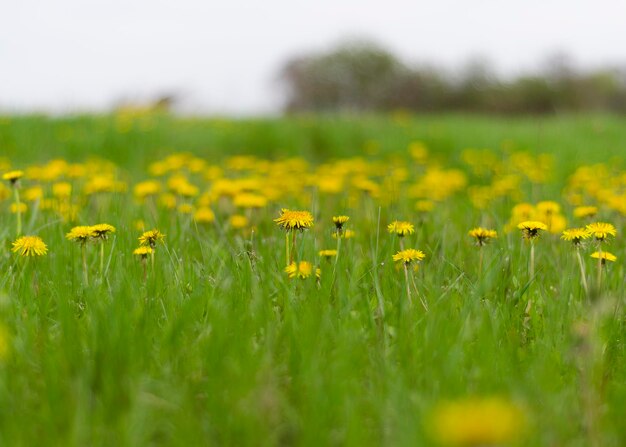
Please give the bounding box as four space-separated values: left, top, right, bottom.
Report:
280 40 626 114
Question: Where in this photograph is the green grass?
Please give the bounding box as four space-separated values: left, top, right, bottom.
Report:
0 113 625 446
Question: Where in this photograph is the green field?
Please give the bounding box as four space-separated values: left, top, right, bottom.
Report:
0 113 625 446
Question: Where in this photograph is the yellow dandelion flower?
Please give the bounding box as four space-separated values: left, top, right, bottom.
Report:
10 203 27 214
139 229 165 248
517 221 548 240
388 221 415 237
284 261 313 279
133 246 153 258
585 222 616 242
315 176 342 194
392 248 425 265
591 251 616 263
561 228 591 245
332 215 350 230
159 193 177 209
67 163 86 178
332 229 355 239
23 186 43 201
536 200 561 215
133 180 161 200
194 207 215 224
468 227 497 246
429 397 526 447
543 213 567 234
177 203 194 214
84 175 125 195
2 170 24 184
52 182 72 198
573 205 598 219
172 181 199 198
318 249 338 259
415 200 435 213
66 226 96 244
91 223 116 240
229 214 249 229
409 141 428 161
511 203 535 221
11 235 48 257
233 193 268 209
274 209 314 231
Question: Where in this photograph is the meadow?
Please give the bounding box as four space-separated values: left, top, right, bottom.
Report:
0 112 625 446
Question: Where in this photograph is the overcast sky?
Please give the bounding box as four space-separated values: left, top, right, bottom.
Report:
1 0 625 114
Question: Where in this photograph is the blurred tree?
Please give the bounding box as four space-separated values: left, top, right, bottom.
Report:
281 40 406 112
279 40 626 115
449 57 498 111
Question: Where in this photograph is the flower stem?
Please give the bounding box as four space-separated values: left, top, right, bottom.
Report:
403 263 413 306
329 229 342 294
411 272 428 312
100 242 105 278
33 266 39 297
478 247 484 277
529 241 535 279
81 243 89 286
291 231 297 264
14 187 22 236
285 232 290 267
596 245 603 289
576 247 589 294
334 229 342 267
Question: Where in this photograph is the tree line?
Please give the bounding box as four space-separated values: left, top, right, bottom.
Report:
280 41 626 114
